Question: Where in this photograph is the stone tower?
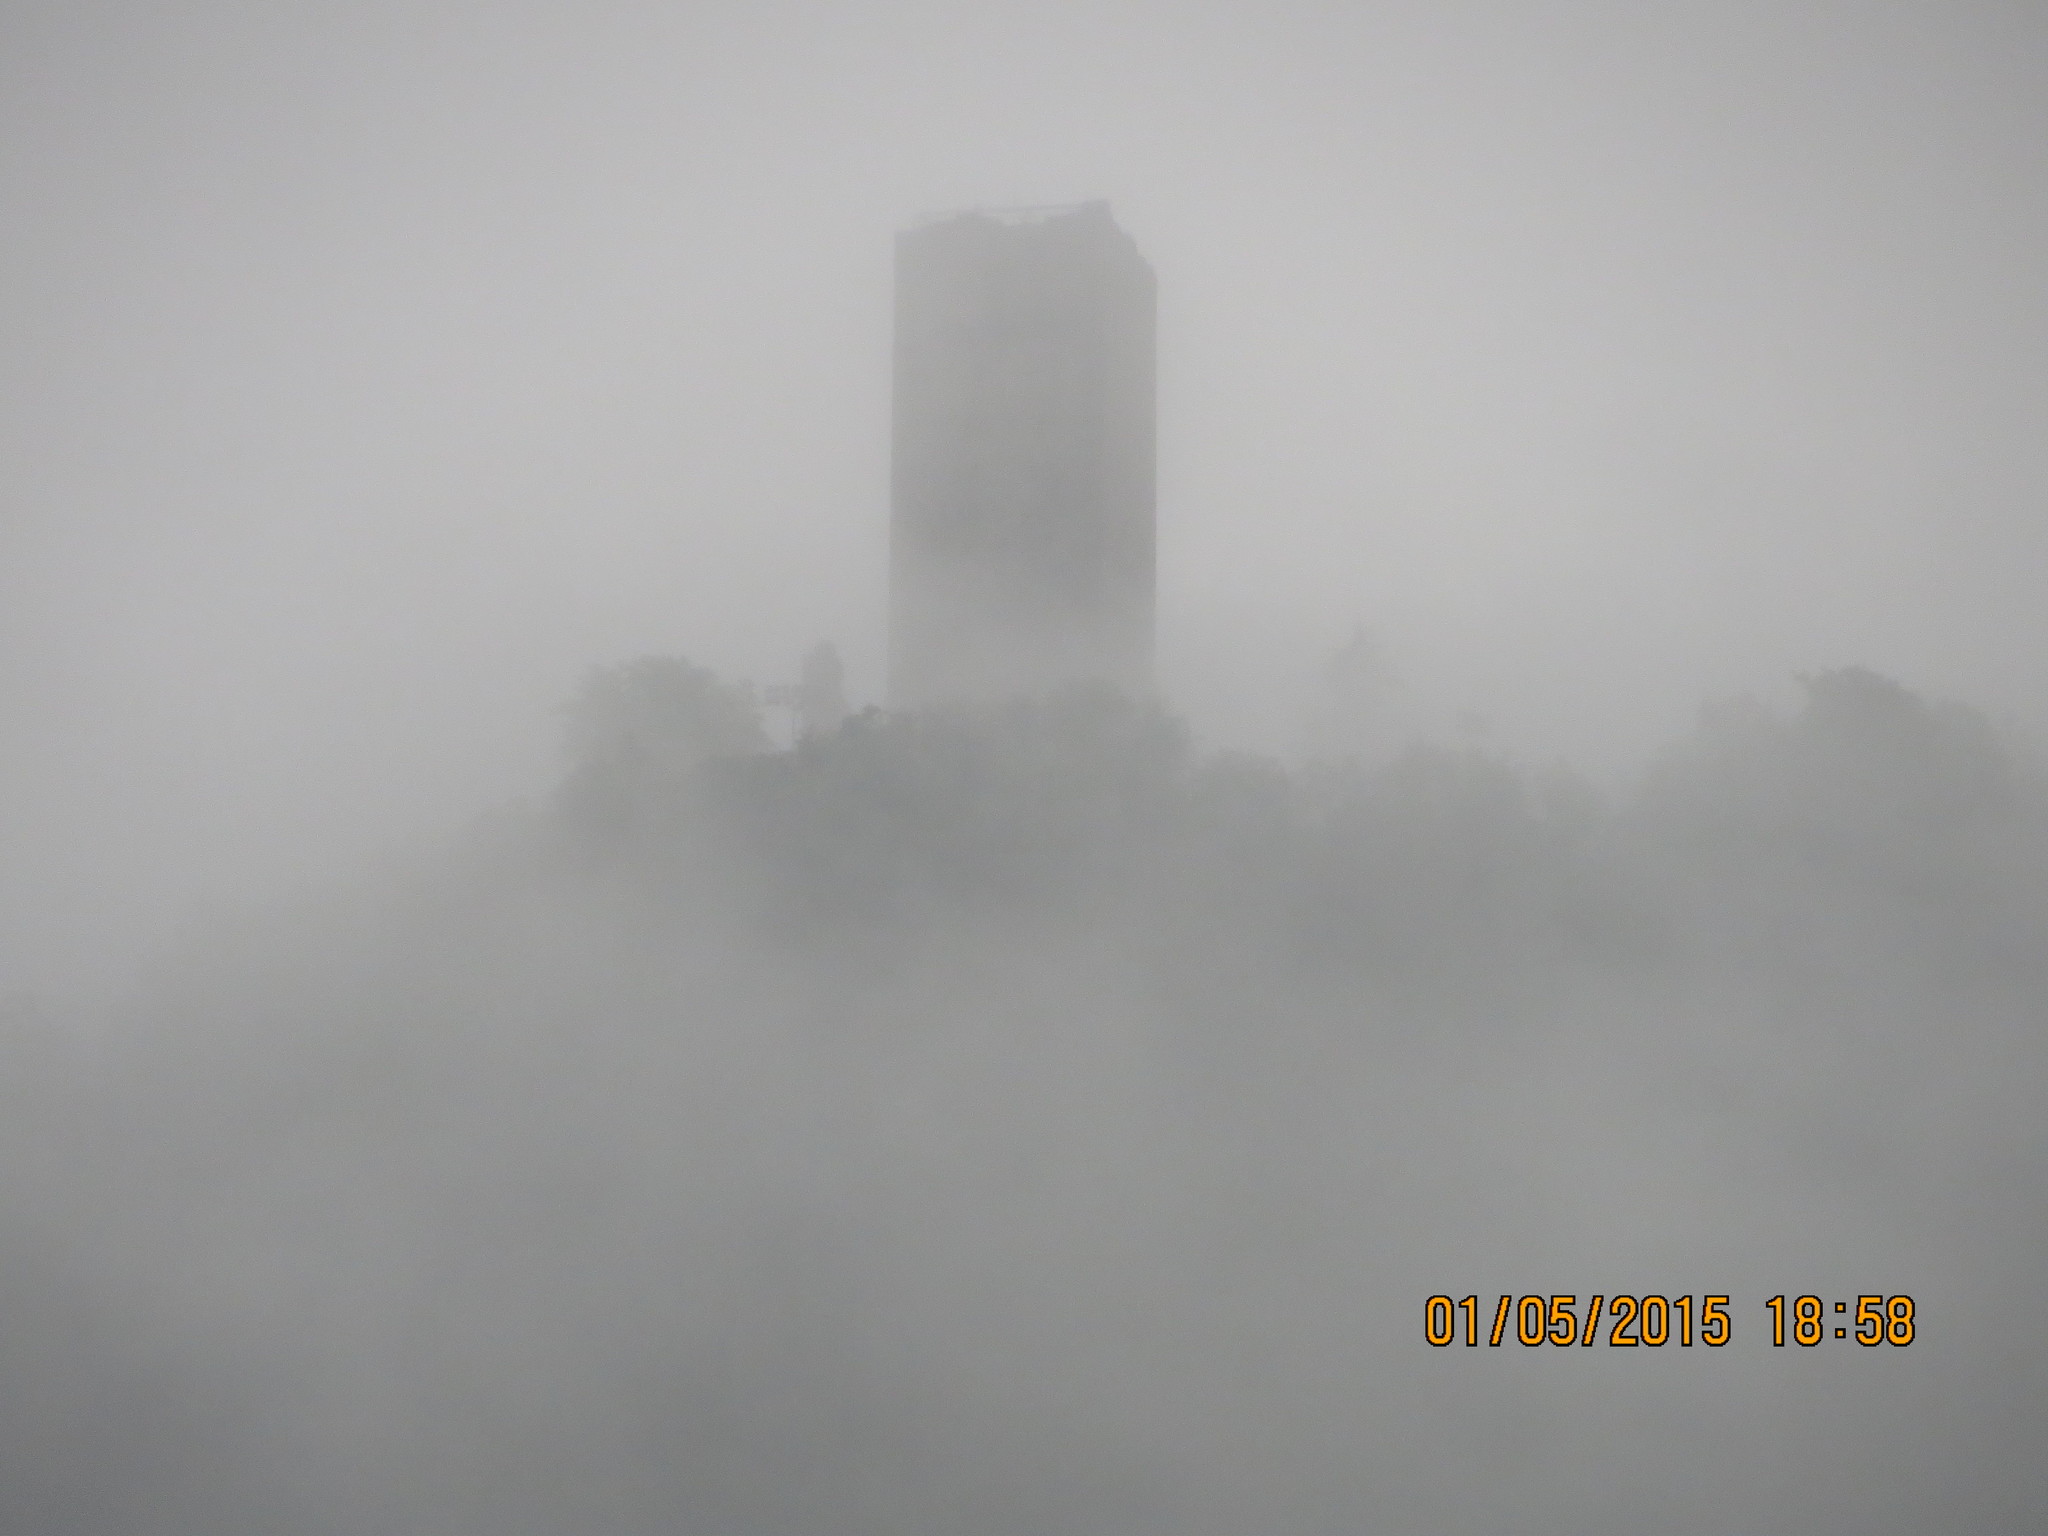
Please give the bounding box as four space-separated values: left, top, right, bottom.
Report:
888 201 1156 706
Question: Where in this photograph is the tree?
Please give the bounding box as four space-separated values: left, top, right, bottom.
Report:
562 656 770 775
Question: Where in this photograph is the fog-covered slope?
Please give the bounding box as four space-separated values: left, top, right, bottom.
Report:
2 666 2042 1534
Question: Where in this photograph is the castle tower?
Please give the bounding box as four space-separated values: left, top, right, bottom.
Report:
888 202 1156 706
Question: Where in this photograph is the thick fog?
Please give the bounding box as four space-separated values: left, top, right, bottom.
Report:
4 1 2047 1532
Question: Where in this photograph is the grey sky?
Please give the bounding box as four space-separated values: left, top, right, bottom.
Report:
5 0 2047 996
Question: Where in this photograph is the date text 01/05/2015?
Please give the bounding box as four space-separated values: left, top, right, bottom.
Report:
1424 1295 1917 1348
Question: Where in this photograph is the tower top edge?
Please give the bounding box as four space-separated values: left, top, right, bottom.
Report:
905 199 1114 232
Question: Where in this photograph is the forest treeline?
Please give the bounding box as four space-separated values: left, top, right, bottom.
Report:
544 657 2048 1028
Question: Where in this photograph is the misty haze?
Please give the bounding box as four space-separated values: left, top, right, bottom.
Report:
4 3 2046 1533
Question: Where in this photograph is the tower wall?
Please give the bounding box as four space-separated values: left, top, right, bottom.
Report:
888 202 1156 706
